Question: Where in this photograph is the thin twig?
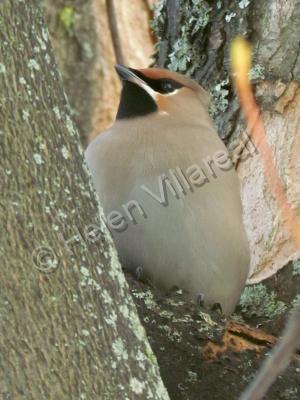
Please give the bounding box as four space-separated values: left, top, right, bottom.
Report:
106 0 126 65
240 308 300 400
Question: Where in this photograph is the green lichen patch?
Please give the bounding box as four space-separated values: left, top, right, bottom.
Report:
58 6 75 34
209 78 230 117
239 283 287 319
292 260 300 276
292 295 300 308
152 0 212 74
249 64 265 80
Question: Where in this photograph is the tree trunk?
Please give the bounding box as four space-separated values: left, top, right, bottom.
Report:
43 0 155 146
0 1 169 398
153 0 300 283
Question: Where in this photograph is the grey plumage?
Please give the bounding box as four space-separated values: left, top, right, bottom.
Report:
85 66 250 315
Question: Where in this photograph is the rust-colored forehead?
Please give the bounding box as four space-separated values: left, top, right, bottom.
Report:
137 67 199 91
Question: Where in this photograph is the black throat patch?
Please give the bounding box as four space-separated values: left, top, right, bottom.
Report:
116 81 158 120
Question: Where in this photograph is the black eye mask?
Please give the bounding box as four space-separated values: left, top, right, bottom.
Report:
129 69 183 94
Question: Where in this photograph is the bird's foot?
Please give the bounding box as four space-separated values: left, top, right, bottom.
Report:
135 266 144 280
211 302 223 315
197 293 205 307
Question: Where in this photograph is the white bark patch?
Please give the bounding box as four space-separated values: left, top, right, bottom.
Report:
61 146 70 160
130 378 145 395
80 266 90 277
52 224 59 232
66 115 76 136
28 59 40 71
225 12 236 22
135 350 146 370
239 0 250 9
0 63 6 74
112 338 128 361
45 54 51 64
37 35 47 51
42 27 49 42
101 289 113 305
22 110 30 122
33 153 43 165
53 107 61 120
96 265 102 275
119 304 130 319
104 310 117 327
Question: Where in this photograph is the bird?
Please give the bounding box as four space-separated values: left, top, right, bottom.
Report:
85 64 250 315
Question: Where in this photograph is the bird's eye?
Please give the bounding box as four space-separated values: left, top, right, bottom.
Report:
160 80 175 93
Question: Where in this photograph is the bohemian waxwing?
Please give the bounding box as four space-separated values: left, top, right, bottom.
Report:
85 65 250 315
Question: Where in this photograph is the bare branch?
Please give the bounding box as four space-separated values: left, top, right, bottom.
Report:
240 308 300 400
106 0 126 65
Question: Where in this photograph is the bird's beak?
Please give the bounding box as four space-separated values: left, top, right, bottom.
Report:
115 64 156 99
115 64 140 83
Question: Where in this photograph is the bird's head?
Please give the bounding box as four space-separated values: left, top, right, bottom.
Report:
115 65 210 123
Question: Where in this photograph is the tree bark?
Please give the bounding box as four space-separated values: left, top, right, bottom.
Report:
0 1 169 398
153 0 300 283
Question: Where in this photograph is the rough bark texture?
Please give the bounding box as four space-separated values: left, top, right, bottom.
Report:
0 2 169 399
153 0 300 283
239 82 300 283
43 0 155 145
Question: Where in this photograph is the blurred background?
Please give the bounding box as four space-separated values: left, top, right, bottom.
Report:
43 0 156 145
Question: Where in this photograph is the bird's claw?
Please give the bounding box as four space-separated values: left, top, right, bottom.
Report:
197 293 205 307
135 266 143 280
